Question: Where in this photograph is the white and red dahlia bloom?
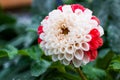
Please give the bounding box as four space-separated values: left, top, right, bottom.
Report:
38 4 104 67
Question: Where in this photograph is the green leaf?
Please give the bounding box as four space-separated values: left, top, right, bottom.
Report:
31 60 51 77
39 68 81 80
82 65 106 80
50 61 66 73
13 71 35 80
108 55 120 71
26 46 43 62
61 72 81 80
96 51 115 69
23 32 37 48
0 40 7 47
0 11 16 25
18 50 28 56
98 48 110 58
0 56 32 80
0 45 18 59
4 45 18 59
0 50 8 58
9 32 37 48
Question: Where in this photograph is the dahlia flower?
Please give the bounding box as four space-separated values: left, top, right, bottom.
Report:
38 4 104 67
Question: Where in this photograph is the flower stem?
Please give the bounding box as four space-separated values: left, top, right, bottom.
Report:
75 68 87 80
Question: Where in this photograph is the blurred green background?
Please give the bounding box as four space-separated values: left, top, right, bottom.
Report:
0 0 120 80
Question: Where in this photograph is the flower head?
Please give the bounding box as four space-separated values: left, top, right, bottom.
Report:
38 4 104 67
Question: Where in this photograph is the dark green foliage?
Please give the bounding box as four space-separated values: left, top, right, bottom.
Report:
0 45 18 59
0 0 120 80
108 55 120 71
0 10 16 25
31 60 51 77
82 65 106 80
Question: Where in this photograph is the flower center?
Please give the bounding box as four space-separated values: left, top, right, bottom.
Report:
61 24 69 35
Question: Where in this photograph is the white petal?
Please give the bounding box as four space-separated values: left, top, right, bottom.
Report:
43 26 48 32
84 9 92 19
75 9 83 15
64 53 73 61
44 49 48 55
53 49 59 54
49 10 62 18
80 42 89 51
74 42 81 49
96 25 104 36
40 33 45 40
52 54 58 61
65 45 74 54
84 34 92 42
45 33 53 42
82 54 90 65
51 43 57 48
41 19 48 27
74 49 84 60
72 57 82 67
56 43 60 48
45 43 51 49
40 41 45 48
47 49 54 55
58 53 64 60
74 34 83 42
62 59 70 65
90 20 98 27
62 5 73 13
60 47 66 53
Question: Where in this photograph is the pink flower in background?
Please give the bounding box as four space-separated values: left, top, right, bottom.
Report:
38 4 104 67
